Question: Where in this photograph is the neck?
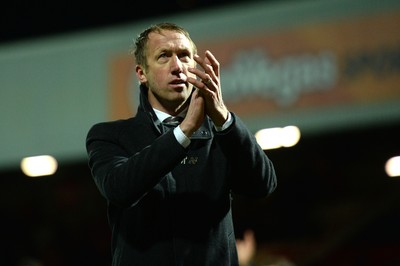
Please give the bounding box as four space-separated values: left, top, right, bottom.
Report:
146 89 191 116
150 98 187 116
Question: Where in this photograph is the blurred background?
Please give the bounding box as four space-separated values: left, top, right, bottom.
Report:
1 0 400 265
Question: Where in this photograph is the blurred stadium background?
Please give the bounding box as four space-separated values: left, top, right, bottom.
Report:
1 0 400 265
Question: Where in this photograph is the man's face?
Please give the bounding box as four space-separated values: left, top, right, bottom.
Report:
136 30 196 113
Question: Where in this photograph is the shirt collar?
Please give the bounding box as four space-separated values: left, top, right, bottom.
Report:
153 108 187 122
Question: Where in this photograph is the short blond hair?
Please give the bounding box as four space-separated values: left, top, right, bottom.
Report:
133 22 197 69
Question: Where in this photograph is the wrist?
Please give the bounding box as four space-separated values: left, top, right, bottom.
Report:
179 122 196 138
213 109 229 127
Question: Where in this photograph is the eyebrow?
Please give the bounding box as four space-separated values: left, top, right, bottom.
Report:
156 46 192 56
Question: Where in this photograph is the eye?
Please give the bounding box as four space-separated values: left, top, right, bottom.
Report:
179 52 191 62
157 52 170 63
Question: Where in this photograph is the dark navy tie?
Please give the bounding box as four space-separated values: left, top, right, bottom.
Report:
162 116 183 131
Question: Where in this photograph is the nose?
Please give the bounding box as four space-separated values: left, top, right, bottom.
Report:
170 55 184 74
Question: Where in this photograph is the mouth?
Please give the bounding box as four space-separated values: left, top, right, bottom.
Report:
170 79 188 87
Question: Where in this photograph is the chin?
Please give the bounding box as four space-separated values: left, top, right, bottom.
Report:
172 91 190 102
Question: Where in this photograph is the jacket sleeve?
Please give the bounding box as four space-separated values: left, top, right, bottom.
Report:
215 113 277 198
86 122 187 208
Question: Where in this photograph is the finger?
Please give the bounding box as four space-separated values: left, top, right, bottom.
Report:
205 50 220 77
193 52 219 87
202 77 213 87
194 54 214 78
188 67 214 89
186 76 213 94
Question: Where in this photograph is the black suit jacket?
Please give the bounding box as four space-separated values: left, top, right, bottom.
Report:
86 86 277 266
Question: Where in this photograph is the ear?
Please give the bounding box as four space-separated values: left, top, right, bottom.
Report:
135 65 147 84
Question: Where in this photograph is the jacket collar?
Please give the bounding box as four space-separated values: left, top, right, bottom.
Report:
138 84 163 133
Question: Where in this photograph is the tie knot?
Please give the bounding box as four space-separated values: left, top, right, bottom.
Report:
163 116 183 127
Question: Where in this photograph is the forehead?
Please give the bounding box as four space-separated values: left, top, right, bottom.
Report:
147 30 192 52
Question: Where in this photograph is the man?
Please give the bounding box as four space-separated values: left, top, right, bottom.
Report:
86 22 277 266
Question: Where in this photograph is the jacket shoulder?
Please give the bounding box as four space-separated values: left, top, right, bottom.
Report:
86 117 136 141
